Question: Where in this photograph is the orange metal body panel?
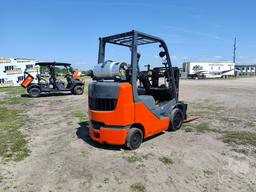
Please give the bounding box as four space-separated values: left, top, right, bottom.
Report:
88 82 170 145
134 103 169 138
89 127 128 145
89 83 134 126
21 76 34 88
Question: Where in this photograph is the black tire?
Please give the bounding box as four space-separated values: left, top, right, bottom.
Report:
73 85 84 95
169 108 184 131
126 128 143 150
28 87 41 97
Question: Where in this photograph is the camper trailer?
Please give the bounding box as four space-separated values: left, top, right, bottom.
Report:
182 62 235 79
0 58 38 87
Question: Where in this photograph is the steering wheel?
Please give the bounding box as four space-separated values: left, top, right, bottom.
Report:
138 71 151 93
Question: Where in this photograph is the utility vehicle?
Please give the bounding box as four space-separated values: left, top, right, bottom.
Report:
21 62 84 97
88 30 187 149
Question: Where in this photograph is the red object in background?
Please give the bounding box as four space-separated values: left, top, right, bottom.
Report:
73 70 81 79
21 75 34 88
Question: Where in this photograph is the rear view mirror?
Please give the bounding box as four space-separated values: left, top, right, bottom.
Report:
159 51 166 58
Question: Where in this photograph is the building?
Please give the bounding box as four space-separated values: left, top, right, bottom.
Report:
182 62 235 79
235 64 256 76
0 58 38 87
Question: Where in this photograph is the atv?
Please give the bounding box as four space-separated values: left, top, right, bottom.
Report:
21 62 84 97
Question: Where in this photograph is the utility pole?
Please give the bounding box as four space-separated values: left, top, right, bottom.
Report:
233 37 236 63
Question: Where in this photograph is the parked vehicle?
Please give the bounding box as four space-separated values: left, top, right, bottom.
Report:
21 62 84 97
182 62 235 79
87 30 187 149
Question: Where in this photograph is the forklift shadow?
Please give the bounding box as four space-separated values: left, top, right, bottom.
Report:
76 121 123 151
21 92 72 98
76 121 166 150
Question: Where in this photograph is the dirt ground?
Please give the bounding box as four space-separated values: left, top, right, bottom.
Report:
0 77 256 192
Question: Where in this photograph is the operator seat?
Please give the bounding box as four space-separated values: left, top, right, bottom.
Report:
137 71 157 110
66 73 73 88
138 71 151 94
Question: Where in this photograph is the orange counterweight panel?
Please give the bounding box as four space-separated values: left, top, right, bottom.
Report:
89 127 128 145
134 103 169 138
89 83 134 126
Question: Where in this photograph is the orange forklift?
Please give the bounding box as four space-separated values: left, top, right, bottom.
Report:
88 30 187 149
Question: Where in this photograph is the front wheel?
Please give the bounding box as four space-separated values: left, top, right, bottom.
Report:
125 128 143 150
169 108 184 131
28 87 41 97
73 85 84 95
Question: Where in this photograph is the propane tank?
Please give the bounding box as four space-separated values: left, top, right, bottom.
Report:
93 60 128 80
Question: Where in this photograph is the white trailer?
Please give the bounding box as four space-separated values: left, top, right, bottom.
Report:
0 58 38 87
182 62 235 79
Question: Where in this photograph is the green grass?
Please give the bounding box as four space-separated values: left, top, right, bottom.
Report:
183 123 216 133
0 96 29 105
183 123 256 151
142 153 153 160
130 183 146 192
221 116 241 124
0 175 4 182
222 131 256 146
71 110 87 122
184 127 193 132
0 86 26 95
159 156 174 165
203 170 214 176
0 86 29 105
193 123 213 133
244 121 255 128
231 148 249 155
124 152 143 163
103 178 109 184
0 107 30 161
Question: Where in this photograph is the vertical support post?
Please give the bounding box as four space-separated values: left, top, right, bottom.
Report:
131 31 138 102
233 37 236 63
98 38 105 64
161 41 178 101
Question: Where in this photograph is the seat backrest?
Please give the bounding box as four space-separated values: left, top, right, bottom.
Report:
138 72 151 93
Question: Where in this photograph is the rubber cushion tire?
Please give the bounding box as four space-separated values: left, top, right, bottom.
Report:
73 85 84 95
126 128 143 150
169 108 184 131
29 87 41 97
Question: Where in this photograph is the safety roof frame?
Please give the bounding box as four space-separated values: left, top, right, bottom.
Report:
97 30 177 102
36 62 71 67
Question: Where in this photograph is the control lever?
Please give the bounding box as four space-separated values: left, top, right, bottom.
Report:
144 64 150 71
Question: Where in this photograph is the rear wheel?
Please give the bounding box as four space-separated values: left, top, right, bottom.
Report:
169 108 184 131
73 85 84 95
126 128 143 150
28 87 41 97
